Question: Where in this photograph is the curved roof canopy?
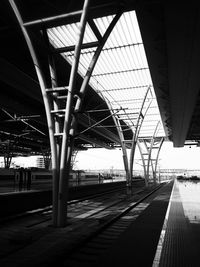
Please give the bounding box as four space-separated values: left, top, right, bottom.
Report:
0 0 169 157
47 10 165 139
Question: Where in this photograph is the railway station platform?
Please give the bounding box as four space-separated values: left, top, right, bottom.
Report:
0 180 130 218
0 179 199 267
97 179 200 267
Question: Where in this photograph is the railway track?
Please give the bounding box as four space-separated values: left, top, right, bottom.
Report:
25 186 131 228
0 185 128 225
0 183 167 266
0 182 169 266
52 183 166 267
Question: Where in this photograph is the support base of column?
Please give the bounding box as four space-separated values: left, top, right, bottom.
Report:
126 185 132 195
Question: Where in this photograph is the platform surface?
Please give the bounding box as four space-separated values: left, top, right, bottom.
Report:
95 179 200 267
95 181 173 267
0 182 171 267
154 179 200 267
2 179 199 267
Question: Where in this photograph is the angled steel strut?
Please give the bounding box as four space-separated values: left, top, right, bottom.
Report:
108 86 154 191
137 123 164 185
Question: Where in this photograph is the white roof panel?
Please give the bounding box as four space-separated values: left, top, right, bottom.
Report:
47 10 166 139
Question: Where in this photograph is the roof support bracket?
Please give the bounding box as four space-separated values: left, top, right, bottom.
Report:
137 123 164 185
9 0 123 227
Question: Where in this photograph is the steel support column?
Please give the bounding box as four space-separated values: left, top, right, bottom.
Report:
107 86 153 191
110 107 131 187
57 0 91 227
137 140 148 186
2 142 13 169
57 10 122 226
152 137 164 183
9 0 123 227
129 86 152 188
146 122 160 183
9 0 60 225
137 123 164 185
9 0 90 227
4 154 12 169
42 149 52 170
42 27 62 222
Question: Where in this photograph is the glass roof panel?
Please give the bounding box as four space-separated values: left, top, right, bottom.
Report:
48 22 97 47
47 10 166 140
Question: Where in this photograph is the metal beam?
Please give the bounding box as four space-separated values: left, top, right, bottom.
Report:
88 19 102 41
129 86 152 185
137 140 148 186
9 0 59 226
9 0 124 228
92 67 148 77
146 122 161 183
100 85 150 93
78 134 113 149
77 110 120 136
23 3 117 28
78 113 121 144
110 106 131 190
54 41 99 53
58 0 91 227
74 11 123 113
153 137 164 182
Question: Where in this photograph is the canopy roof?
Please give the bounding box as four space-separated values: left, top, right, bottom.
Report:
48 10 166 139
2 0 200 154
0 1 169 158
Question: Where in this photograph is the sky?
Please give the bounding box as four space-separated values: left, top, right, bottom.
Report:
1 140 200 170
74 141 200 171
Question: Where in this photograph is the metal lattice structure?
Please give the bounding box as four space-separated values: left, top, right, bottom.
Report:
9 0 166 227
47 11 165 136
47 9 166 188
137 123 164 185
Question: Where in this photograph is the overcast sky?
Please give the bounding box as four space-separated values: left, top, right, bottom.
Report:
4 141 200 170
75 141 200 170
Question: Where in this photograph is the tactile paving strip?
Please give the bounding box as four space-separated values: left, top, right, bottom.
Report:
159 180 199 267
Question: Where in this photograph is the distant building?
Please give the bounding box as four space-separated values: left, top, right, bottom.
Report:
36 157 45 168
